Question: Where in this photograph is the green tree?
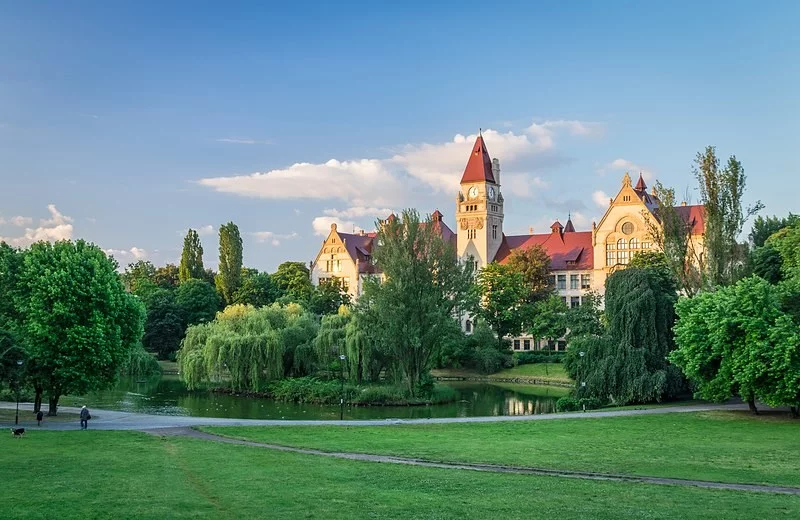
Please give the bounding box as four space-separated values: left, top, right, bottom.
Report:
477 263 528 347
576 268 683 405
527 294 568 349
505 244 552 303
768 223 800 281
19 240 145 415
671 276 800 414
363 209 475 395
272 261 313 302
694 146 762 287
179 229 205 283
234 270 280 307
121 260 156 293
140 288 185 359
176 279 220 326
308 277 352 316
154 263 180 288
215 222 243 305
749 214 799 248
750 245 783 284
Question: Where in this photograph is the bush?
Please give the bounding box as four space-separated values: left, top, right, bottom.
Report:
556 396 606 412
267 376 458 406
514 352 564 365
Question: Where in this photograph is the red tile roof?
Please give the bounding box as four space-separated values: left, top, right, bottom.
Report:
674 204 705 235
496 229 594 270
635 173 647 192
460 135 496 184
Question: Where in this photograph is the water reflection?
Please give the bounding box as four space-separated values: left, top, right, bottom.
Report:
61 376 568 420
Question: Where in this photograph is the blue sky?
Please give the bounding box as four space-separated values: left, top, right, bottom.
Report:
1 1 798 272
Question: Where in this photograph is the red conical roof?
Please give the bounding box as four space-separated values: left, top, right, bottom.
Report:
460 135 495 184
635 172 647 192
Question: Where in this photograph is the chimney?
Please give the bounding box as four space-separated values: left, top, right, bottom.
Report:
492 158 501 185
359 229 365 236
681 201 687 206
529 226 534 234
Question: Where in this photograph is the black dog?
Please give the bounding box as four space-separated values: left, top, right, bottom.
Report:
11 427 25 438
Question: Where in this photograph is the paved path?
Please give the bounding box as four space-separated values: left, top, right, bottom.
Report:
1 401 749 430
149 427 800 496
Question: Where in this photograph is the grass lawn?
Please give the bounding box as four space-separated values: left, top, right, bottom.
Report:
203 411 800 488
0 408 79 425
433 363 571 384
2 429 798 519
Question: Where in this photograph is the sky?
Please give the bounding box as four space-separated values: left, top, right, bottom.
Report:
1 1 798 272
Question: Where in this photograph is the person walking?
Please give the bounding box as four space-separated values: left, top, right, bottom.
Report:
79 406 91 430
36 410 43 426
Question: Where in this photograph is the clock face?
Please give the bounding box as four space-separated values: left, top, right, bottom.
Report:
468 186 479 199
488 187 495 200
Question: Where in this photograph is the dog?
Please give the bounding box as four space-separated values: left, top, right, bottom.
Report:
11 427 25 438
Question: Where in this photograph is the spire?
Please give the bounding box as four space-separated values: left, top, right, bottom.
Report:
564 213 575 233
622 172 632 188
635 172 647 191
460 134 496 184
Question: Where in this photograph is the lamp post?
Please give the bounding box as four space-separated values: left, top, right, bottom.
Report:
339 354 346 421
15 359 24 425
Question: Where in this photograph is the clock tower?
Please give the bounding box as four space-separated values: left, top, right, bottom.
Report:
456 135 504 270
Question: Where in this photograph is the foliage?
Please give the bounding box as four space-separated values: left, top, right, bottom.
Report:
268 376 458 406
271 261 314 302
527 294 568 343
234 270 279 307
562 291 603 343
308 277 352 316
694 146 763 287
215 222 243 305
176 279 220 326
154 263 180 288
555 396 606 412
767 222 800 282
750 245 783 284
505 244 553 303
477 263 528 345
179 228 205 283
573 268 684 405
178 304 318 392
121 344 162 378
469 322 513 374
749 213 799 248
140 287 186 359
514 352 564 365
18 240 146 414
121 260 156 293
363 209 476 395
671 276 800 412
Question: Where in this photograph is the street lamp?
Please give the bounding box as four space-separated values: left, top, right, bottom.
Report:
339 354 346 421
15 359 23 425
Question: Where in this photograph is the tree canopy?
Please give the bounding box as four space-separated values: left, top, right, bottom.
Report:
216 222 243 305
505 244 552 304
477 263 528 346
179 229 205 283
272 261 314 303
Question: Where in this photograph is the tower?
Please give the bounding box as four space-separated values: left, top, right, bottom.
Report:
456 135 504 270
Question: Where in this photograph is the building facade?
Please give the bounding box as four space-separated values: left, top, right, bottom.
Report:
311 135 705 350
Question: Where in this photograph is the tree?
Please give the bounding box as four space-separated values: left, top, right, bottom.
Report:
749 214 800 248
527 294 568 349
750 245 783 284
694 146 762 287
308 277 351 316
272 261 313 303
575 268 684 405
768 223 800 281
477 263 528 347
362 209 475 395
176 279 220 326
671 277 800 414
216 222 243 305
140 288 185 359
121 260 156 293
19 240 145 415
154 263 180 289
179 229 205 283
505 244 552 303
234 270 280 307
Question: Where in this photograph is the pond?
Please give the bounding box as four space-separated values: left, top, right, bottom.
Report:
61 375 570 420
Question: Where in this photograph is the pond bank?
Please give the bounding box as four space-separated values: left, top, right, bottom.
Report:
435 375 573 387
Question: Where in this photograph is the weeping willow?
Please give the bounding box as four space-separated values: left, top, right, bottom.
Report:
121 344 162 379
577 268 684 404
177 303 318 392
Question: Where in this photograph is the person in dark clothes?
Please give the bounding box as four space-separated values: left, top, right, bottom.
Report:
36 411 43 426
79 406 90 430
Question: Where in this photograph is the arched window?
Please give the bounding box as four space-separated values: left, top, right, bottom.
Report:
617 238 627 249
629 238 639 249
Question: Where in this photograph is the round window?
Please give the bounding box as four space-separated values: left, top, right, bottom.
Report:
622 222 634 235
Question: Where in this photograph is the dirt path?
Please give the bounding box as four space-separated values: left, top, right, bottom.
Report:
151 427 800 496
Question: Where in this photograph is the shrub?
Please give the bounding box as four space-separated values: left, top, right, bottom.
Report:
556 396 606 412
514 352 564 365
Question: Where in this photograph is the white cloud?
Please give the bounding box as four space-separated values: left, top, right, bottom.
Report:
196 225 215 236
323 206 394 219
502 174 549 198
312 216 361 237
593 190 611 209
0 205 74 247
216 137 274 145
9 216 32 227
250 231 299 246
104 247 149 261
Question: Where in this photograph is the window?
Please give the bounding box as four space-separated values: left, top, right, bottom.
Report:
342 278 350 291
523 339 531 351
513 339 520 350
562 296 567 305
570 274 579 289
606 250 614 266
617 250 628 265
617 238 627 249
492 225 497 240
581 274 591 289
629 237 639 249
548 275 556 287
571 296 580 308
623 195 631 202
465 320 472 333
557 274 566 290
557 340 567 351
642 241 652 249
622 222 634 235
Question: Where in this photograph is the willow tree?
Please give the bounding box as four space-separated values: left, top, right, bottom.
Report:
364 209 475 396
576 267 683 405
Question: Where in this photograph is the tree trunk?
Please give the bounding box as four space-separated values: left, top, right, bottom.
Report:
747 397 758 415
47 394 60 416
33 386 43 413
790 406 799 418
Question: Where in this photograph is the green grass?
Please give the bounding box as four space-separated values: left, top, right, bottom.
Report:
203 411 800 488
2 429 798 519
493 362 570 381
0 408 79 425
